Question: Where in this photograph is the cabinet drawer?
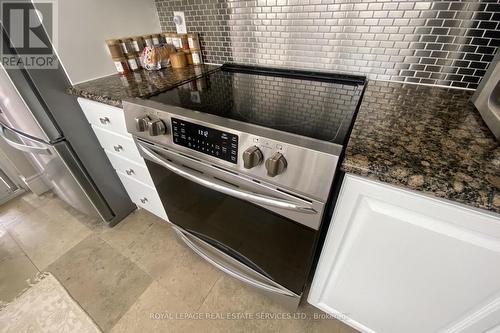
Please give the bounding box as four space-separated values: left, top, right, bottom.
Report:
78 97 128 134
92 126 142 162
106 151 154 188
117 172 167 221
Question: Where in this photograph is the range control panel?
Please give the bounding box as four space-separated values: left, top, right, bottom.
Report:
171 118 238 164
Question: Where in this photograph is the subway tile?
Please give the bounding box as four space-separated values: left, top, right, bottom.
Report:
154 0 499 88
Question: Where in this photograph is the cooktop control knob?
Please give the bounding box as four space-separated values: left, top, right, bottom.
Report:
242 146 263 169
265 152 287 177
148 119 166 136
135 116 151 132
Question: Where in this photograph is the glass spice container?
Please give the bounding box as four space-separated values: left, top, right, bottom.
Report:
120 38 133 55
143 35 154 47
172 34 182 50
126 54 139 72
187 33 201 50
152 33 161 45
113 57 129 75
180 34 189 50
131 36 145 53
191 49 203 66
162 32 173 45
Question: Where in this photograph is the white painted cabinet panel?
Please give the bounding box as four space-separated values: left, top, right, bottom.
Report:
78 97 168 221
78 98 130 134
308 174 500 333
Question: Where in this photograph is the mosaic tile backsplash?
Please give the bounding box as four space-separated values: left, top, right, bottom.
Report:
155 0 499 89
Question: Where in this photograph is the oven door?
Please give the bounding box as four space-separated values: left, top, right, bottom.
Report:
137 139 324 297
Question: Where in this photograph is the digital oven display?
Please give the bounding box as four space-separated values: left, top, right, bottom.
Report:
171 118 238 164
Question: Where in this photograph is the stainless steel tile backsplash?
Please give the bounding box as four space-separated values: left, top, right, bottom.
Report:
155 0 500 89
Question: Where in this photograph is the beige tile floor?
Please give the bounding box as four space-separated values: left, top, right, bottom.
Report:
0 192 359 333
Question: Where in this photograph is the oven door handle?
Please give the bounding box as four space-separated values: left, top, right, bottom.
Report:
172 225 298 298
138 143 317 214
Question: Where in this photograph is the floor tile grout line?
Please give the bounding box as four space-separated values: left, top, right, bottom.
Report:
4 226 42 273
196 274 223 312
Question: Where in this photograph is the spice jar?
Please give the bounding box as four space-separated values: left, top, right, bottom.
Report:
126 54 139 71
187 33 201 50
191 49 203 65
113 57 129 75
135 53 143 69
131 36 145 53
106 39 124 59
143 35 154 47
172 34 182 50
152 33 161 45
183 50 193 65
170 52 187 68
179 34 189 50
162 32 173 45
120 38 133 55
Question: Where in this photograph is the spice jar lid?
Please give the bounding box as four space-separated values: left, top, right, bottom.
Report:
126 53 137 59
187 33 198 38
131 35 144 41
121 37 132 42
152 33 161 38
112 56 126 61
142 34 153 39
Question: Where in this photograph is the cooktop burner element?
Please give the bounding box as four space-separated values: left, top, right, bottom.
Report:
149 64 366 144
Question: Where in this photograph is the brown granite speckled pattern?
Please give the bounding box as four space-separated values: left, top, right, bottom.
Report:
342 80 500 214
67 64 220 108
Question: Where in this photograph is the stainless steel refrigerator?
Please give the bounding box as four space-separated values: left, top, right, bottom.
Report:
0 33 135 225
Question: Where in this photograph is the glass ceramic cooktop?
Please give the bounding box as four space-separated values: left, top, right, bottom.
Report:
149 64 366 144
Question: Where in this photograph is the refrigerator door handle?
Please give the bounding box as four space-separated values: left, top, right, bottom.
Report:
0 125 52 155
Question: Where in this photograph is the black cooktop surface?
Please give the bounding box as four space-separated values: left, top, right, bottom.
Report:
149 64 366 144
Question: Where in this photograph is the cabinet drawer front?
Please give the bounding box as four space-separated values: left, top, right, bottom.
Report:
106 151 154 187
117 172 167 220
78 98 128 134
92 126 142 162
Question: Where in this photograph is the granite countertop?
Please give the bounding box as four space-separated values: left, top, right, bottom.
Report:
67 64 220 108
342 80 500 214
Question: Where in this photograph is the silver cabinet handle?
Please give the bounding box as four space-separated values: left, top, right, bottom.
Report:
125 169 135 175
99 117 110 125
0 125 51 155
172 225 297 298
138 143 317 214
113 145 123 152
140 197 148 204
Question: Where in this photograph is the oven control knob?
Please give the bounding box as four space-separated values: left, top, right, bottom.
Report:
148 119 166 136
135 116 151 132
265 152 287 177
242 146 263 169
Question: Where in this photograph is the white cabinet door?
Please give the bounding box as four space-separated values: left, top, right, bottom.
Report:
308 175 500 333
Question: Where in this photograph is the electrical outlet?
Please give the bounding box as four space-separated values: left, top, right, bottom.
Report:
173 11 187 34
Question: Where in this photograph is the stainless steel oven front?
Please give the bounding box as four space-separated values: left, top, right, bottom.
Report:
125 99 342 309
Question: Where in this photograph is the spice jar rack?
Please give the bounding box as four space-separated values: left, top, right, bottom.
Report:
105 32 204 74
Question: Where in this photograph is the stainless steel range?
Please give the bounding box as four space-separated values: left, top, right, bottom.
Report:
123 64 366 309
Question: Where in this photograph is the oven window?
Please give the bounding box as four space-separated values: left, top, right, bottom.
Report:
145 160 317 295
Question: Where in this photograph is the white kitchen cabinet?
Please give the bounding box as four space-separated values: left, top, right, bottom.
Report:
308 174 500 333
77 97 168 221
